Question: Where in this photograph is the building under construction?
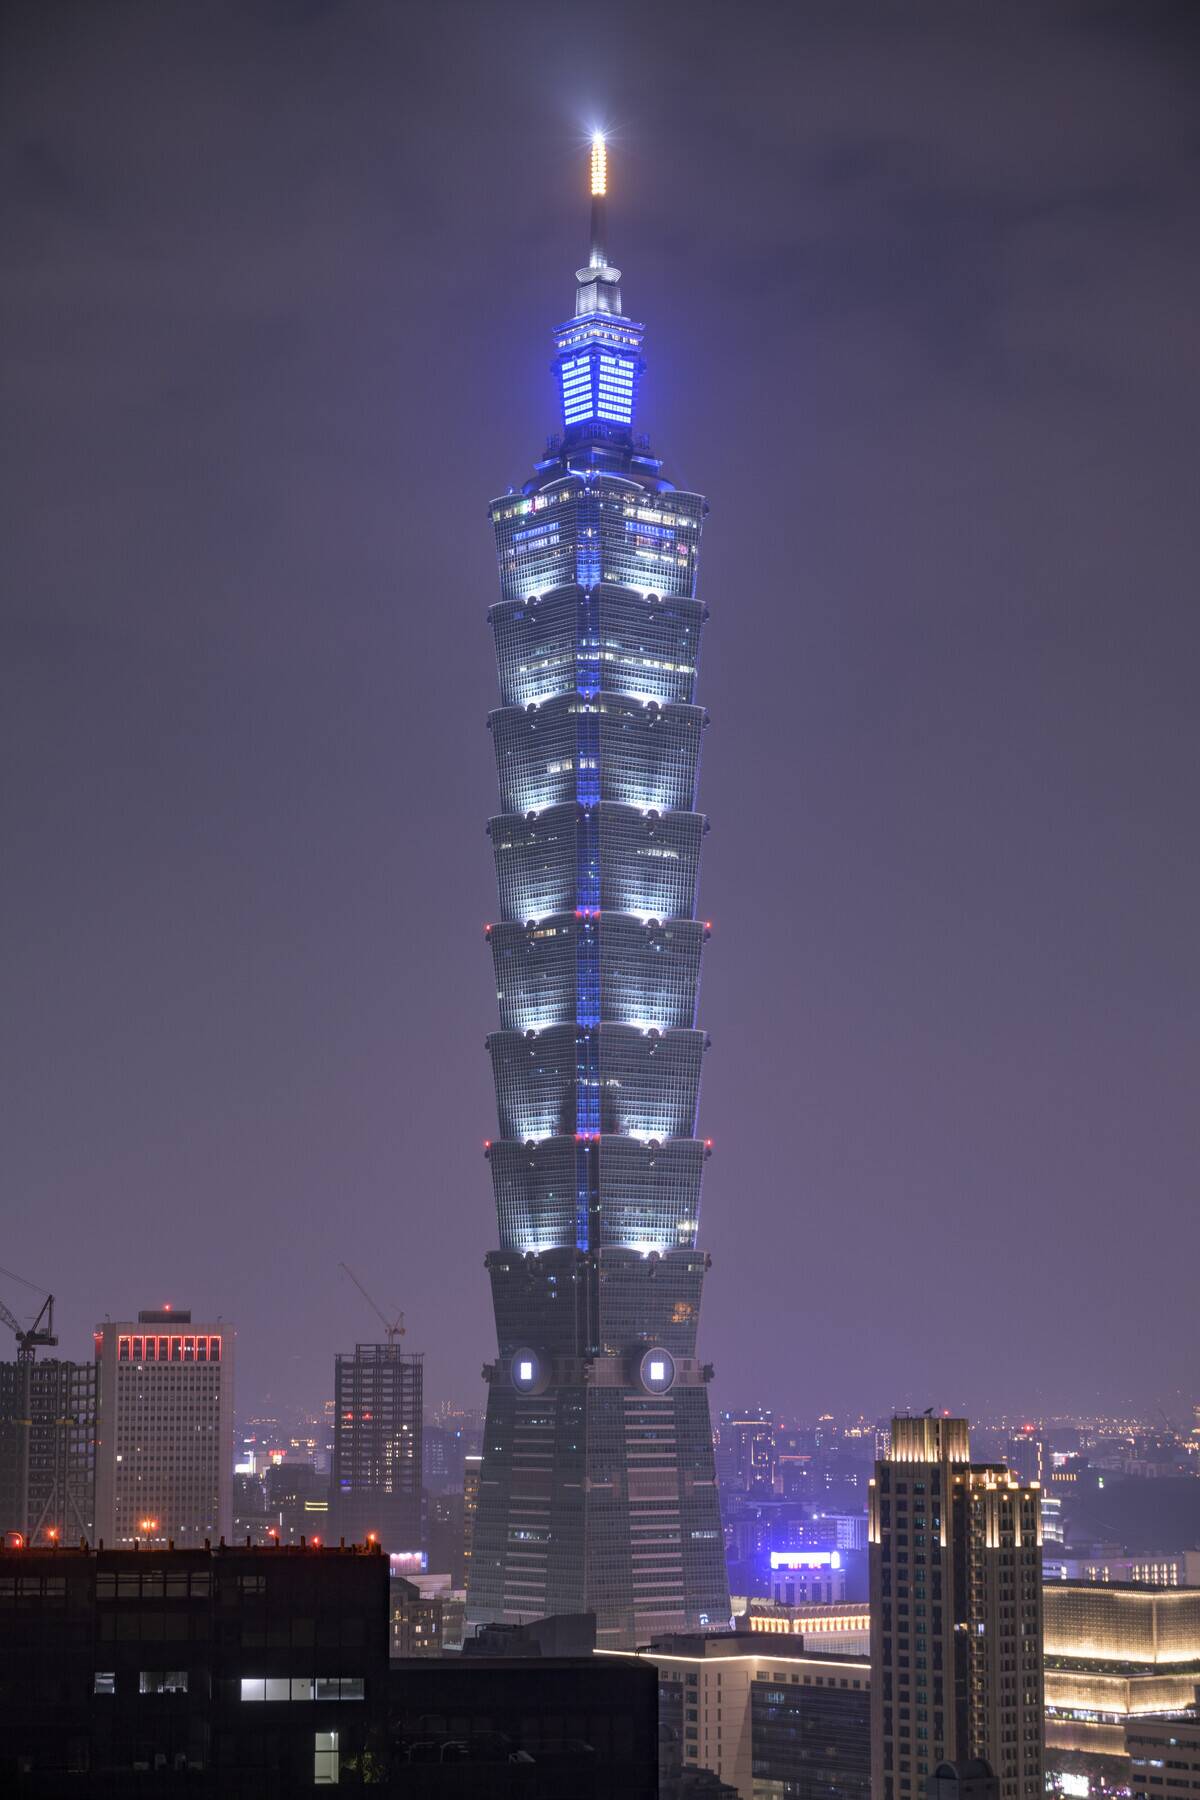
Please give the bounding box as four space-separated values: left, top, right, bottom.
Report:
0 1357 96 1544
0 1284 95 1545
329 1344 423 1557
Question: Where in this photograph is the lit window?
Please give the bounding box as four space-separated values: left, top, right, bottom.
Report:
94 1672 116 1696
139 1670 188 1694
314 1730 339 1784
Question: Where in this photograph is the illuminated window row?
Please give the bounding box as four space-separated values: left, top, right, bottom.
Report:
488 913 706 1034
489 803 704 925
491 694 705 816
492 586 704 707
487 1024 705 1143
488 1136 708 1255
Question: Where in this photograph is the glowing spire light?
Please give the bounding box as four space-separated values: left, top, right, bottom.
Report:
590 131 607 197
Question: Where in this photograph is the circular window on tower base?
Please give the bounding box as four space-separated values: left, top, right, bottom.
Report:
510 1348 546 1393
639 1347 676 1394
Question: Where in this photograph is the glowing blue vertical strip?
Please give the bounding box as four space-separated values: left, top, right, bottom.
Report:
576 486 601 589
576 1029 600 1138
576 588 599 700
575 705 599 808
575 1139 592 1252
576 806 599 911
575 916 599 1027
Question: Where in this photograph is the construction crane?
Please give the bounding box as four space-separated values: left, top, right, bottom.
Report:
338 1264 405 1350
0 1290 57 1364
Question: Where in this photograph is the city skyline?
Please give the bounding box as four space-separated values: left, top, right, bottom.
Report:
4 2 1199 1423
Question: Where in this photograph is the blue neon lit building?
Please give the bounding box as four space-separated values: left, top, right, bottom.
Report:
465 139 729 1649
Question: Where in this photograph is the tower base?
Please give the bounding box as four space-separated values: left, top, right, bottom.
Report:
466 1355 729 1650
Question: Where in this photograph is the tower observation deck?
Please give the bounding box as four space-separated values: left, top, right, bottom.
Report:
465 136 730 1649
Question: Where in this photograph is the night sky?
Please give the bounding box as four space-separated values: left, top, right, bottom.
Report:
4 2 1198 1424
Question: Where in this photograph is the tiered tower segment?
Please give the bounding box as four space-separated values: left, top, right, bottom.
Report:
466 137 730 1649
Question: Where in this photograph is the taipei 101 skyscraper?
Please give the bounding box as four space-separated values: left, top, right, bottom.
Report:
466 137 730 1648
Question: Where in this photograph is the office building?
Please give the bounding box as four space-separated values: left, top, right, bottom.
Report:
0 1539 659 1795
0 1539 388 1793
388 1653 660 1799
606 1630 870 1799
769 1548 847 1605
1127 1717 1200 1800
93 1310 233 1547
1043 1583 1200 1789
869 1416 1044 1800
0 1356 95 1543
467 134 728 1647
329 1343 421 1556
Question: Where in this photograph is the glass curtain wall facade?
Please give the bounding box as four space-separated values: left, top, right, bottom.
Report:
466 139 729 1649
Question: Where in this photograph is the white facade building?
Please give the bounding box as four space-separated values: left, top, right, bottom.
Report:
94 1309 233 1546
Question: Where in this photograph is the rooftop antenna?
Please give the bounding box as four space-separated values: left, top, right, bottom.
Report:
589 130 607 270
338 1263 405 1351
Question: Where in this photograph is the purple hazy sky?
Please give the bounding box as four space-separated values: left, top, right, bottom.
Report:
3 1 1197 1424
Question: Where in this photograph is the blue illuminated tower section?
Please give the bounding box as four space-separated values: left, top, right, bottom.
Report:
466 136 730 1649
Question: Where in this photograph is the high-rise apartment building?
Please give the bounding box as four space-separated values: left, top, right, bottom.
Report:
466 136 729 1649
93 1309 233 1546
329 1344 421 1555
869 1417 1044 1800
0 1357 95 1543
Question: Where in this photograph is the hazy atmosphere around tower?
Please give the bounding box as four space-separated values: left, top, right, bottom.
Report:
3 0 1198 1422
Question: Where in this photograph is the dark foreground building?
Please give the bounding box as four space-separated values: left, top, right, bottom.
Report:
0 1543 657 1796
467 131 729 1650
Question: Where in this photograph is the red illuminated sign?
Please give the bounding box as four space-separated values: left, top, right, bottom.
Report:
116 1334 222 1363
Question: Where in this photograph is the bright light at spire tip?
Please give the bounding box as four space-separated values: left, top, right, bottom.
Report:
590 132 607 198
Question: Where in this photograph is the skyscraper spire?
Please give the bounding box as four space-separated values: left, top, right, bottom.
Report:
557 136 644 436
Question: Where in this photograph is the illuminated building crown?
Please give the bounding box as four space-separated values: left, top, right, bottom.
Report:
553 132 646 439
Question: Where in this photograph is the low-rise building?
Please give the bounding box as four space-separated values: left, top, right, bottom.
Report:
601 1629 870 1800
1126 1715 1200 1800
1044 1583 1200 1797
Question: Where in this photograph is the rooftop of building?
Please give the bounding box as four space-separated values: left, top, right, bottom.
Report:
600 1630 869 1669
0 1539 385 1564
